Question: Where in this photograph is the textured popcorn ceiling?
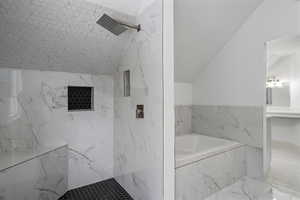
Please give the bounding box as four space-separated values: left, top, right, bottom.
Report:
0 0 135 74
85 0 155 16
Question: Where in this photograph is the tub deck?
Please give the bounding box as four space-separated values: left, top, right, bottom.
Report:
175 134 244 168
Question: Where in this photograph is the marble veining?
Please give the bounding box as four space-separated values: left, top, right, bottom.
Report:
0 146 68 200
246 146 264 179
176 145 247 200
175 105 192 136
113 0 163 199
0 143 67 173
204 177 300 200
0 68 114 189
175 134 264 200
192 105 264 148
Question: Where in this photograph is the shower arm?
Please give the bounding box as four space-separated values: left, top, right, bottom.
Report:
118 22 141 32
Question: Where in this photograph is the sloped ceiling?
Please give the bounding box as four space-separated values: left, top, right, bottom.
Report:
0 0 137 75
175 0 264 82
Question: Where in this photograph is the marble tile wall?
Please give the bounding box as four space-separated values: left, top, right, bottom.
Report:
0 146 68 200
176 146 247 200
0 68 114 189
113 0 163 199
175 145 264 200
192 105 264 148
246 146 264 179
175 106 192 136
204 177 272 200
205 177 300 200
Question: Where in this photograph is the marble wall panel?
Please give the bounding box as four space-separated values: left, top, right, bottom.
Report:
192 105 263 148
0 146 68 200
0 68 114 189
175 146 247 200
246 146 264 179
175 106 192 136
113 0 164 199
205 177 272 200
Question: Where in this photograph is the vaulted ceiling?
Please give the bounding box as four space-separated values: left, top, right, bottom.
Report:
0 0 266 77
175 0 264 82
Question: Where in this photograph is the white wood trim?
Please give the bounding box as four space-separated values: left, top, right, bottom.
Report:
163 0 175 199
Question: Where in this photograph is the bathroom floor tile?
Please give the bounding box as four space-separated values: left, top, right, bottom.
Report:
268 140 300 195
204 177 300 200
59 178 134 200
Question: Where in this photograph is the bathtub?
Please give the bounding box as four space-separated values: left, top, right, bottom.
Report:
175 134 244 168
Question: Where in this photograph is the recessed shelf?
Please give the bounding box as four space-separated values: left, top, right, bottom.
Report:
68 86 94 111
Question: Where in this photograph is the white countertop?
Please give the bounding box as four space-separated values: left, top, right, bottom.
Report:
266 107 300 119
0 142 67 172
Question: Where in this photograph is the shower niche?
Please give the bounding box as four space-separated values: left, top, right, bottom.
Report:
123 70 130 97
68 86 94 111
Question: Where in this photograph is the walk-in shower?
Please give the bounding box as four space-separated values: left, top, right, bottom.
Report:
0 0 164 199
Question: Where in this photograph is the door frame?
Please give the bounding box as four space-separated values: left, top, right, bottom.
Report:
163 0 175 199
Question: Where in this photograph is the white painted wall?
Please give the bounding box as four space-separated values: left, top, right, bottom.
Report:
192 0 300 106
271 87 291 107
174 0 263 82
290 55 300 107
175 82 192 105
268 52 300 108
271 118 300 147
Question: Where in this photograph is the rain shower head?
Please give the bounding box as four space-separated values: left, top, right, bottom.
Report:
96 14 141 36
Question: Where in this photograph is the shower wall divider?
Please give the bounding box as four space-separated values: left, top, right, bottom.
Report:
113 0 166 199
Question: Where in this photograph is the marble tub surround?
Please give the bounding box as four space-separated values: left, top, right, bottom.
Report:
175 105 192 136
176 145 247 200
0 68 114 189
175 134 265 200
0 145 68 200
205 177 300 200
204 177 272 200
192 105 264 148
113 0 163 199
246 146 264 179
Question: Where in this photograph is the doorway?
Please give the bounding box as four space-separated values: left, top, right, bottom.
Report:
265 36 300 196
